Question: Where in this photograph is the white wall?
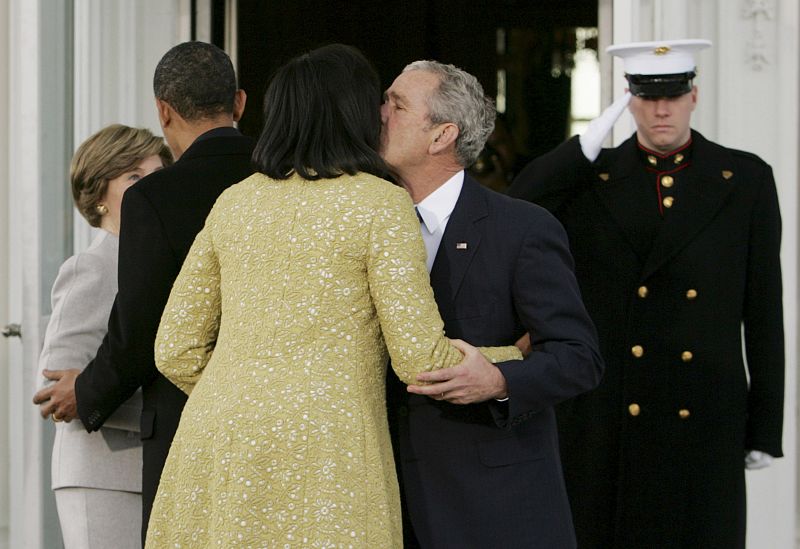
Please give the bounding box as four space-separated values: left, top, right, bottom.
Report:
1 2 187 547
73 0 188 252
610 1 799 546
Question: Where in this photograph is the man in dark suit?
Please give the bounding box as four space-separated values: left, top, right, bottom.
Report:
381 60 603 548
508 40 784 548
33 41 256 540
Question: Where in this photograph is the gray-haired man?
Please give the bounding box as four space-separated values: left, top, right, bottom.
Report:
382 60 603 548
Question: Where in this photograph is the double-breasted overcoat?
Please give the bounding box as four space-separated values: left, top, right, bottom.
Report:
508 130 784 548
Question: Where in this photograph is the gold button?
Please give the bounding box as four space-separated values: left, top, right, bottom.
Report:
686 289 698 300
631 345 644 358
629 403 641 416
681 351 693 362
661 175 674 188
662 196 674 208
637 286 648 298
678 408 691 419
674 153 684 164
647 155 657 166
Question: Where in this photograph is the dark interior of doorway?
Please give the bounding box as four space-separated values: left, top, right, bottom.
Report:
225 0 597 175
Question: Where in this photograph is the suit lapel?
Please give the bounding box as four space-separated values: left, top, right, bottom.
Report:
429 176 487 308
640 132 736 279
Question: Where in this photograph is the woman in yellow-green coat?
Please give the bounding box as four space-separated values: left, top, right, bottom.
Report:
145 44 521 548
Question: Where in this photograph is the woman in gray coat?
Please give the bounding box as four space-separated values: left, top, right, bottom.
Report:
36 124 172 548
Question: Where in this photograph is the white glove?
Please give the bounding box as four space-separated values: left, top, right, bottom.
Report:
579 91 632 162
744 450 774 470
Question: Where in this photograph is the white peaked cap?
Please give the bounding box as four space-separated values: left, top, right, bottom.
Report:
607 39 712 75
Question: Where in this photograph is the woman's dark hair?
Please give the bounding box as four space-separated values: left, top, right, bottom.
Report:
252 44 389 180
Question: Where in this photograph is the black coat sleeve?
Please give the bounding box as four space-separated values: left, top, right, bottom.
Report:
507 135 595 213
75 186 179 431
743 163 785 456
494 207 604 427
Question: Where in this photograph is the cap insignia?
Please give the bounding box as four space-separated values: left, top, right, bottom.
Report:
654 46 671 55
722 170 733 180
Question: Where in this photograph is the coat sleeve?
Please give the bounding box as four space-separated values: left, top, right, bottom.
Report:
367 189 521 385
154 219 220 395
506 135 595 214
494 208 604 427
38 253 110 389
743 164 784 457
75 186 180 431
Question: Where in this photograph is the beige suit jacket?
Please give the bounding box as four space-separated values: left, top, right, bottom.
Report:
37 230 142 492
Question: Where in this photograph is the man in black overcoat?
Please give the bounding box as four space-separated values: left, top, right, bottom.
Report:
508 39 784 548
33 42 256 541
382 60 604 548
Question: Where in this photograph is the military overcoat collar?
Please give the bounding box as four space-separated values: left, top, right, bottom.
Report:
593 130 737 280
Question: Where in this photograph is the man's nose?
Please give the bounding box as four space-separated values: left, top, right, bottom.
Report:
654 99 670 115
380 102 389 123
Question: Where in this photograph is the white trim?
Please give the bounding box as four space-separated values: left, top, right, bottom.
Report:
0 0 10 545
226 0 238 72
72 1 99 254
8 1 46 547
611 0 638 144
195 0 212 43
177 0 192 42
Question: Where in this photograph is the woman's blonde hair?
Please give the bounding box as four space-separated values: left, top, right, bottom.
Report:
70 124 173 227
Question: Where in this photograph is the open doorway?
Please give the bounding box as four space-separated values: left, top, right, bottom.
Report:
234 0 599 190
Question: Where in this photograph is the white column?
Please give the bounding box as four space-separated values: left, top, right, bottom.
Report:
0 0 11 547
195 0 212 43
610 0 639 142
6 0 65 546
729 1 799 544
2 2 187 547
72 0 187 253
225 0 239 70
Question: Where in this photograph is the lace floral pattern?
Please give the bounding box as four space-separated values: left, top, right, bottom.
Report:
147 172 520 548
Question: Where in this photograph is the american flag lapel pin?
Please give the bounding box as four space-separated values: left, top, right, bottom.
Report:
456 242 468 250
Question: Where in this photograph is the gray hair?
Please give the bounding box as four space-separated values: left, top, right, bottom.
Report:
404 60 495 167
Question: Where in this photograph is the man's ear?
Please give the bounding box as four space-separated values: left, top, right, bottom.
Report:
232 90 247 122
429 123 459 155
155 98 172 128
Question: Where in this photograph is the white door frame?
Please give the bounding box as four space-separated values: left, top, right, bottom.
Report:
3 1 188 547
0 0 11 546
5 0 72 546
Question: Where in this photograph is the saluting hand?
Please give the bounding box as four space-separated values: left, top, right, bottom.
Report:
579 91 632 162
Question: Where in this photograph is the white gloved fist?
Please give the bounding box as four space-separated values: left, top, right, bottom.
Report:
579 91 632 162
744 450 773 470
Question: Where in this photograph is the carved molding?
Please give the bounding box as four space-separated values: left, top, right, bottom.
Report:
742 0 775 70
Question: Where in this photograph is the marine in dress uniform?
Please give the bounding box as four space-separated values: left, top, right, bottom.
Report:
508 39 785 549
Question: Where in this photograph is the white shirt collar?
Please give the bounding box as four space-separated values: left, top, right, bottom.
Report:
415 171 464 234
